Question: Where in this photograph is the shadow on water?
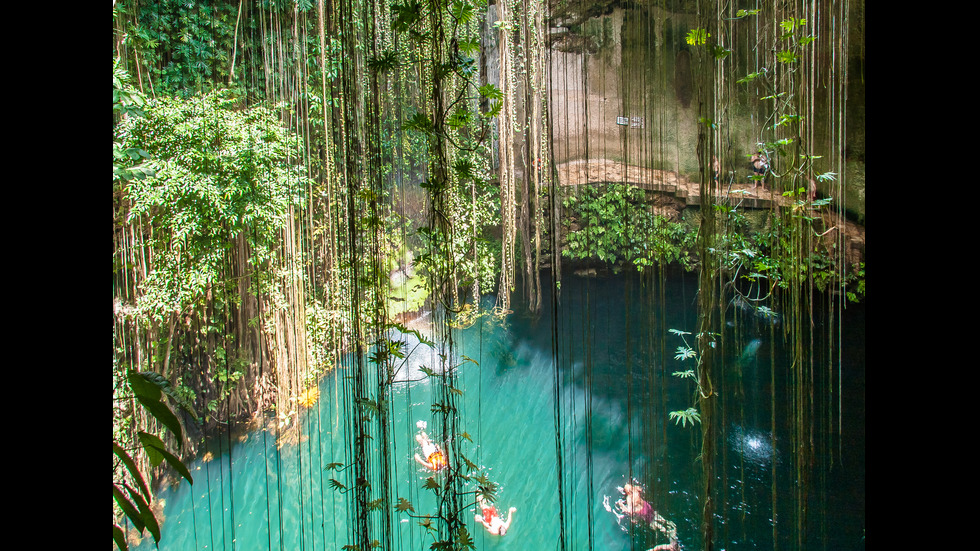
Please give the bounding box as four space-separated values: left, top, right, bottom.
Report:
135 267 864 551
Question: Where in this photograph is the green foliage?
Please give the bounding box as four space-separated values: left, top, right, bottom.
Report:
674 346 697 362
391 1 423 33
716 201 863 300
116 0 242 97
736 71 764 84
779 17 807 36
776 50 798 64
368 50 402 73
113 371 193 550
561 184 696 270
735 9 761 18
118 89 307 322
667 328 717 428
117 0 330 102
561 181 860 300
113 59 147 120
396 497 415 513
114 60 160 187
685 28 709 46
668 408 702 428
127 370 185 445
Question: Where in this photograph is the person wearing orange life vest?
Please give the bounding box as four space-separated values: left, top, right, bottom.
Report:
413 421 448 471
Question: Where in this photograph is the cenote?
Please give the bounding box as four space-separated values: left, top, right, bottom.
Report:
133 268 865 551
113 2 865 549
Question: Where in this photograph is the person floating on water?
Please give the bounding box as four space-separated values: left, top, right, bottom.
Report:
413 420 448 471
474 494 516 536
603 481 680 550
613 483 655 524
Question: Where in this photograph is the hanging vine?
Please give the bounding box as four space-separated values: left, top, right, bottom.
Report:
113 1 862 550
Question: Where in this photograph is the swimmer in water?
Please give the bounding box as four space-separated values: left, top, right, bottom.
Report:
603 482 681 550
619 483 654 524
602 482 653 524
474 494 516 536
413 421 448 471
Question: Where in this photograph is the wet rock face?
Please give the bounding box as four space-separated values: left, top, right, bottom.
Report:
674 49 691 108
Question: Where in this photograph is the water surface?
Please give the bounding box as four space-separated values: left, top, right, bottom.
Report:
135 269 865 550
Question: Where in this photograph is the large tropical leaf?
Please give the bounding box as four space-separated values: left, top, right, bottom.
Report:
138 431 193 484
127 370 183 444
113 442 151 501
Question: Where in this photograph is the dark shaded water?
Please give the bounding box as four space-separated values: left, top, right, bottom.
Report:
135 268 865 550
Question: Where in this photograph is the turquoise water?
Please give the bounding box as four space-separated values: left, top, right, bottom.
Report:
134 269 865 550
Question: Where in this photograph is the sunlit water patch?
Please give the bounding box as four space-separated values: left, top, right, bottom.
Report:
728 425 775 468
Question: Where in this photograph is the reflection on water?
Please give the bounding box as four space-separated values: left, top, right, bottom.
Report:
728 425 775 468
387 324 447 384
133 270 864 551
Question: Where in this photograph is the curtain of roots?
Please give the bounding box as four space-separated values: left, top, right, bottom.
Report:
112 0 859 549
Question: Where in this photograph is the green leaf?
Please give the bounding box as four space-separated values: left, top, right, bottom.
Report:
396 497 415 513
112 484 144 534
367 50 401 72
137 431 193 484
776 50 798 63
453 157 475 179
685 28 709 46
457 37 480 56
779 17 806 33
674 346 697 361
391 1 421 33
485 100 502 118
113 524 128 551
477 84 504 99
774 114 801 127
389 322 435 347
456 525 475 549
127 370 183 444
118 483 161 544
357 398 380 418
113 441 151 502
403 111 434 134
737 71 763 84
668 408 702 428
451 0 475 24
132 489 161 544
